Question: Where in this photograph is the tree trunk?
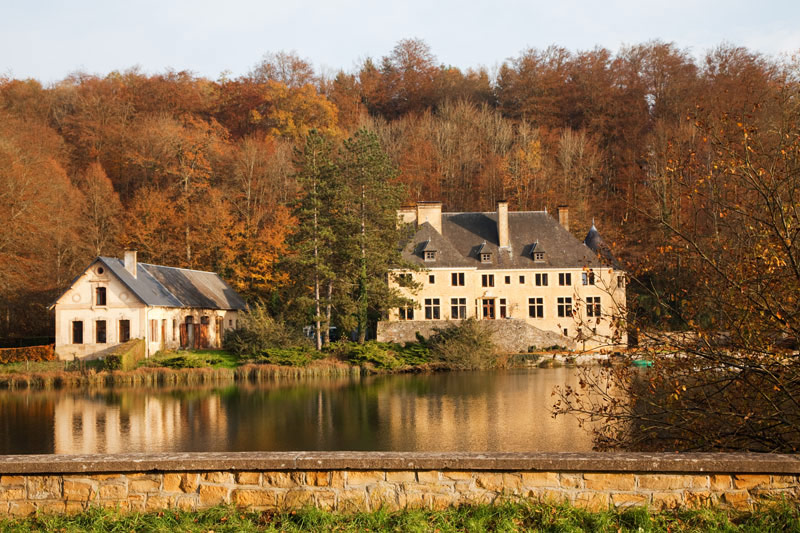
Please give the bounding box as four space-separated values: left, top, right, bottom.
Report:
358 184 368 344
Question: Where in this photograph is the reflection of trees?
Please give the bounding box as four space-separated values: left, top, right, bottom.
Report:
0 392 55 454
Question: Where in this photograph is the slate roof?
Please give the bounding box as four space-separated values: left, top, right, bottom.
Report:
59 257 248 310
583 224 620 269
401 211 612 270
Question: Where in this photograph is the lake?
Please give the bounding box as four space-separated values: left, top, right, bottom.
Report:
0 368 596 455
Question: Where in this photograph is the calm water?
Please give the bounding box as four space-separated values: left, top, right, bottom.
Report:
0 368 597 455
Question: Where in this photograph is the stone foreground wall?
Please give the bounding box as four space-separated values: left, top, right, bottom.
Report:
0 452 798 516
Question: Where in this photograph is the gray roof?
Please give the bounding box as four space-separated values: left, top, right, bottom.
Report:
96 257 247 310
583 224 620 269
402 211 610 270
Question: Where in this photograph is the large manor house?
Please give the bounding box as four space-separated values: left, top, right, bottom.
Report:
379 201 627 350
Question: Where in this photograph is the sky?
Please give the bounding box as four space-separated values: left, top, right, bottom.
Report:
2 0 799 83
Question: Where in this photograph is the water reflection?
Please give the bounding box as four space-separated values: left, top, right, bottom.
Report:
0 368 596 455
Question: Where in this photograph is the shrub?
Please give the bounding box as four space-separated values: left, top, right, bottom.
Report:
0 344 56 364
104 339 145 371
427 319 496 370
255 347 319 367
224 303 309 357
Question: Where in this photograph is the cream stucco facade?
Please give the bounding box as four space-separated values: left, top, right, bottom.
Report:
52 254 246 361
382 202 627 350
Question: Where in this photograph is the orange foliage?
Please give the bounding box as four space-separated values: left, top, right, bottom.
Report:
0 345 56 364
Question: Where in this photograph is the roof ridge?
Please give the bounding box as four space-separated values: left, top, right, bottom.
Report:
139 262 219 275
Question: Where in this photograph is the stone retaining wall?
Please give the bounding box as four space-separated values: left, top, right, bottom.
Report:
1 452 799 516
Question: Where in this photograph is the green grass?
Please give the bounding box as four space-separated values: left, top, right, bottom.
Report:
2 502 800 532
141 350 240 369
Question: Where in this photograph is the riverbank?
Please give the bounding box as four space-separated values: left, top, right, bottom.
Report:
2 502 797 532
0 342 617 390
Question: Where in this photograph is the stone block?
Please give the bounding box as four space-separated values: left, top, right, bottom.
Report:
330 471 345 488
283 489 315 509
368 484 400 511
475 473 505 492
202 471 234 484
521 472 559 488
386 471 416 483
710 475 732 491
416 471 440 483
442 471 473 481
572 491 610 511
98 483 127 500
558 474 583 489
171 495 196 511
611 493 649 508
91 474 123 481
501 473 522 493
233 489 277 508
27 476 62 500
347 471 385 486
686 491 715 508
722 491 751 510
584 473 635 491
733 475 770 490
181 474 200 493
460 490 495 506
306 471 329 487
236 472 261 485
65 502 87 515
36 501 67 515
198 485 229 506
771 475 798 489
651 492 683 510
427 493 453 510
163 474 183 492
638 474 705 491
0 488 25 501
8 501 35 516
315 489 337 511
145 495 170 512
63 480 95 501
129 478 161 494
0 476 24 487
338 489 368 512
263 472 299 488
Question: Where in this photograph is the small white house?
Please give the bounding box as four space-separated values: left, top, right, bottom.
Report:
52 251 247 360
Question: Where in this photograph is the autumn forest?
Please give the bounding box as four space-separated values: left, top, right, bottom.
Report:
1 38 798 346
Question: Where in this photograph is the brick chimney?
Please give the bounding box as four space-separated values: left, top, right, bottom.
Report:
557 205 569 231
497 200 509 248
124 250 137 278
416 201 443 234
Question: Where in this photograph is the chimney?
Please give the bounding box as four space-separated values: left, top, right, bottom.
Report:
557 205 569 231
397 205 417 228
124 250 137 278
416 201 442 234
497 200 509 248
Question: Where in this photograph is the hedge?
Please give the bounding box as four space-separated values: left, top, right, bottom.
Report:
0 344 56 364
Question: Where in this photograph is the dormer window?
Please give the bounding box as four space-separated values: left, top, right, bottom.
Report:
534 252 545 262
424 250 436 262
531 241 546 262
481 253 492 263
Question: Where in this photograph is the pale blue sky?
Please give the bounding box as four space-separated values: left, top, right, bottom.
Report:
2 0 799 83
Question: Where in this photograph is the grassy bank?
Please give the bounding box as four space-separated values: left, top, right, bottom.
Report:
2 502 799 532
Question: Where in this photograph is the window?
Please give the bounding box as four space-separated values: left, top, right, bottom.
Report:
72 321 83 344
201 316 210 325
519 275 525 284
398 305 415 320
618 275 626 288
586 296 601 317
451 272 465 286
173 319 178 339
504 275 511 285
228 320 233 327
528 297 544 318
557 296 573 317
534 252 545 262
582 271 595 286
150 319 159 341
481 253 492 263
499 298 507 318
482 299 495 319
535 273 548 286
558 273 572 286
95 320 106 344
450 298 467 319
424 250 436 261
481 274 495 287
428 274 435 284
96 287 107 306
119 320 130 343
424 298 440 319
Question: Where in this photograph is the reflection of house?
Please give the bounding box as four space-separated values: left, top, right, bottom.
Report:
52 251 247 360
379 202 627 349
